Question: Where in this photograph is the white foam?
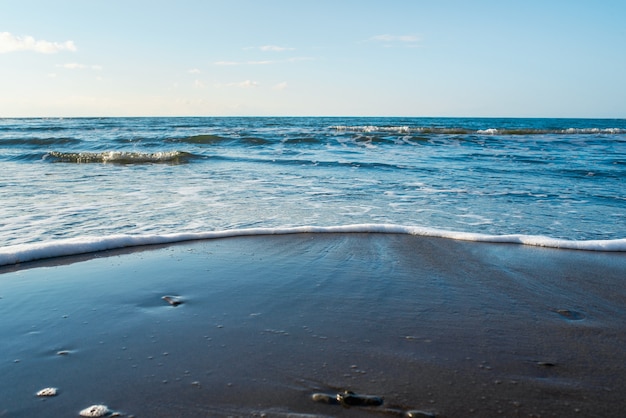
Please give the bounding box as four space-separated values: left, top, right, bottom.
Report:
79 405 109 417
1 224 624 266
330 125 411 133
43 150 194 164
36 387 58 397
332 125 626 135
563 127 626 134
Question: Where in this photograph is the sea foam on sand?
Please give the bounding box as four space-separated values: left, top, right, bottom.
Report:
79 405 109 417
1 224 625 266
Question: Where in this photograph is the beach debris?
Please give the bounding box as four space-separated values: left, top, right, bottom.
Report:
337 390 383 407
311 392 339 404
312 390 384 408
313 391 434 416
537 361 557 368
555 309 585 320
162 295 183 306
79 404 110 417
36 387 58 397
262 328 289 336
405 410 436 418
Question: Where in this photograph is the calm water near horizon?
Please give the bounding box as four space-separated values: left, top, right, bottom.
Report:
1 117 625 262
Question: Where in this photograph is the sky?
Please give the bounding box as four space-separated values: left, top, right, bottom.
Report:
1 0 625 118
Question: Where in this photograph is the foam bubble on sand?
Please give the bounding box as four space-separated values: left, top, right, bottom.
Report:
79 404 109 417
36 387 58 397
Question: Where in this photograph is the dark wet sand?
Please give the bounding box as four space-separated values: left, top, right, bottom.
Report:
1 233 625 417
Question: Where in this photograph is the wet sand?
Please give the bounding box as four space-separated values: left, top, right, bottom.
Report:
1 233 625 417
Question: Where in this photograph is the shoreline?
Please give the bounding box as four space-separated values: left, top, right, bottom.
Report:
2 224 625 268
1 233 625 417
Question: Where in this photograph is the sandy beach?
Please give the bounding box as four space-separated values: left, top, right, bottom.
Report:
1 233 625 417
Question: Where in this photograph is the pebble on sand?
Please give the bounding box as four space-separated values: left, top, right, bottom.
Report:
555 309 585 320
79 404 110 417
162 295 183 306
336 390 384 407
36 387 58 397
312 390 384 407
311 392 339 404
405 410 436 418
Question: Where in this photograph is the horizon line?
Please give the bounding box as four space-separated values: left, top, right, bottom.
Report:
1 115 625 120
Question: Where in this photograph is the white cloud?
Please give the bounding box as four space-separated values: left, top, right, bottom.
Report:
286 56 315 63
60 63 86 69
273 82 288 90
259 45 294 52
0 32 77 54
220 80 259 88
370 34 421 46
235 80 259 88
214 60 275 66
188 68 201 74
58 63 102 70
194 79 206 89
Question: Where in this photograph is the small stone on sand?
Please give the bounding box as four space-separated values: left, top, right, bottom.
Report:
537 361 556 367
311 392 338 404
555 309 585 320
162 295 183 306
405 410 436 418
79 404 109 417
36 387 58 397
336 390 384 407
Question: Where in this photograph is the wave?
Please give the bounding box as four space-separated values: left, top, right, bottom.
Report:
43 151 198 164
1 224 624 267
0 137 82 146
330 126 626 136
169 134 228 144
477 127 626 135
168 135 271 145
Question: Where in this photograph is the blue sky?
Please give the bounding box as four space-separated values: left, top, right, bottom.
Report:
1 0 625 117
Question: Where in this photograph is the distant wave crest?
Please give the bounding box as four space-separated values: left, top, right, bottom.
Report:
166 134 271 145
43 151 198 164
1 224 624 266
331 125 626 136
1 137 82 146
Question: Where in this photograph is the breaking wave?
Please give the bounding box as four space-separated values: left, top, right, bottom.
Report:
330 126 626 135
43 151 199 164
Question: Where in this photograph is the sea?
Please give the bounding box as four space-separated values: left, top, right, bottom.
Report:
1 117 625 265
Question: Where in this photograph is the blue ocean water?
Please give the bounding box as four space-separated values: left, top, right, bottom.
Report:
1 117 625 263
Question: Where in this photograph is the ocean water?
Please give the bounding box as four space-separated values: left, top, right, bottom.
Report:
1 117 625 264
